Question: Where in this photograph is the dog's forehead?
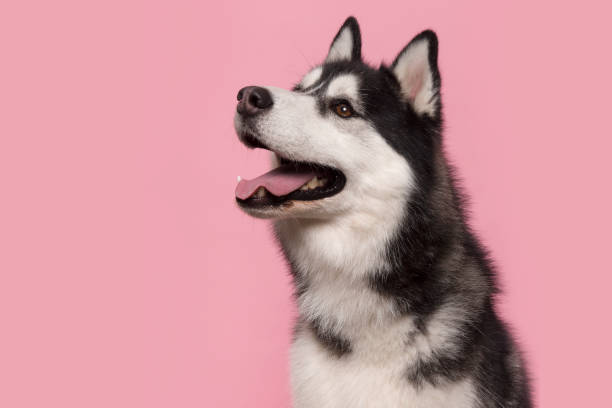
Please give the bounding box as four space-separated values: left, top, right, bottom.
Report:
325 74 360 100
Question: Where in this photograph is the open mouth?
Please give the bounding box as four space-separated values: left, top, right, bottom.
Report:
235 133 346 209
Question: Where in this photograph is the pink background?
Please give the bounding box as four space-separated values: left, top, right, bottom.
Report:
1 0 611 407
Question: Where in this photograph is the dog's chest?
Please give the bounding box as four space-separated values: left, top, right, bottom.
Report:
290 328 476 408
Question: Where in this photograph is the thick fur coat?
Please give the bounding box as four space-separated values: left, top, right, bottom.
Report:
234 17 532 408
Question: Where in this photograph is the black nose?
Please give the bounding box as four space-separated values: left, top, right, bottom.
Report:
236 86 273 116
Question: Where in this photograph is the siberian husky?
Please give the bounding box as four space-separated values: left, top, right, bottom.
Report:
234 16 532 408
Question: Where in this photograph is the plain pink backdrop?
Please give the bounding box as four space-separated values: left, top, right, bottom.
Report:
1 0 611 407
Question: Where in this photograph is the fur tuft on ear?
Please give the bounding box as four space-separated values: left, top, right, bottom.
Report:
325 17 362 63
391 30 441 119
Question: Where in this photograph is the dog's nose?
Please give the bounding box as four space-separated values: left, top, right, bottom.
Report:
236 86 273 116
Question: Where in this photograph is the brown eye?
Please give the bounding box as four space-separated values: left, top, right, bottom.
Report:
334 102 354 118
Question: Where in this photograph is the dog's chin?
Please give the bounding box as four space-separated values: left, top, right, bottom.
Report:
236 204 286 219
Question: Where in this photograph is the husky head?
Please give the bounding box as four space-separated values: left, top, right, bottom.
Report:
234 17 441 224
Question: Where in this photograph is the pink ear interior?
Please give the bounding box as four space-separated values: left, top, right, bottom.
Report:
406 67 426 102
393 39 437 116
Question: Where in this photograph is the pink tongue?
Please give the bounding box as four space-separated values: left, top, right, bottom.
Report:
235 166 316 200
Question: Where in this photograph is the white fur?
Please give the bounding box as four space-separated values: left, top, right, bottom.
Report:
393 38 438 117
325 26 354 62
325 74 359 101
234 74 475 407
291 310 477 408
296 265 395 336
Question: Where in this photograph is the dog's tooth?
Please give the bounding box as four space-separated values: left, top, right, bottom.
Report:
300 183 309 191
319 178 327 187
237 175 241 182
255 187 266 198
307 177 318 189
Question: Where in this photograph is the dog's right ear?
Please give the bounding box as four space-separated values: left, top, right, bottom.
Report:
325 17 362 63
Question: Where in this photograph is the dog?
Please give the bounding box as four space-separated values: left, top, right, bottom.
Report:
233 16 532 408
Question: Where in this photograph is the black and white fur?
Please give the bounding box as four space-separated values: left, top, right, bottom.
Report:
235 17 532 408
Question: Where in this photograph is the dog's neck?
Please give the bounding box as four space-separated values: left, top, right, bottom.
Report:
274 152 492 340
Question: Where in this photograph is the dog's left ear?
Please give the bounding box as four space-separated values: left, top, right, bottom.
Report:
391 30 441 119
325 17 362 63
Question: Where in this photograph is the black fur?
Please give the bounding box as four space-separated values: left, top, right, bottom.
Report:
309 317 352 358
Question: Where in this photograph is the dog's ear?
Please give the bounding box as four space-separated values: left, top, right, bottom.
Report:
391 30 441 119
325 17 362 63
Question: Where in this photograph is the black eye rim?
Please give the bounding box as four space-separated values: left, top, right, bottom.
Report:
331 99 357 118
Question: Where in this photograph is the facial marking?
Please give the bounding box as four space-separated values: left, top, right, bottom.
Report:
325 74 362 111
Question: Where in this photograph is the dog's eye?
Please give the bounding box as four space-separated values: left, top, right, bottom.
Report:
333 102 354 118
